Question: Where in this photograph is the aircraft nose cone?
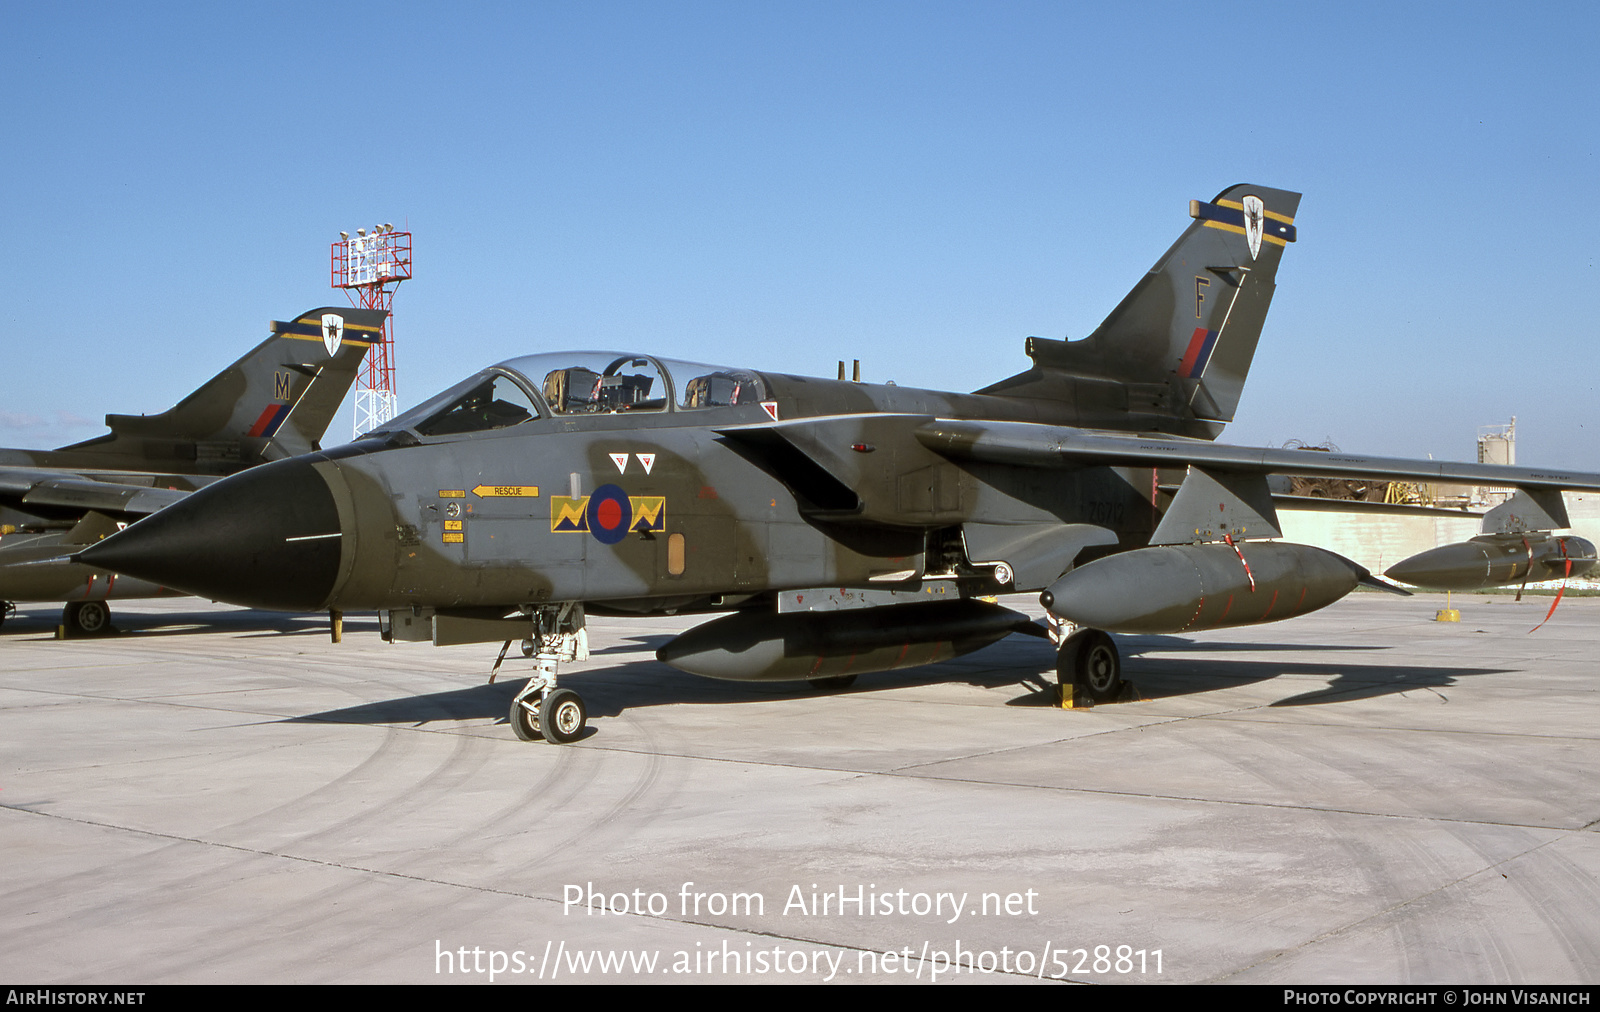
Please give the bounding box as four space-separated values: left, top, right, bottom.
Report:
77 458 343 611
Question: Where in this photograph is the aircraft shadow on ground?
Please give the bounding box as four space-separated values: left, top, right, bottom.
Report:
1105 633 1499 705
1123 657 1508 706
281 632 1498 728
1120 635 1379 656
0 607 378 639
589 634 674 656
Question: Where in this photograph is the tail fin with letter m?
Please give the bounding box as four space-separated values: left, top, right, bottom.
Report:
58 306 386 472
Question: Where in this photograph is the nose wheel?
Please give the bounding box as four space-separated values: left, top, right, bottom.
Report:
540 688 588 743
510 684 589 743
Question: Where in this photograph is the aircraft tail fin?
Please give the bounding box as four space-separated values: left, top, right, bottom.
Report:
980 184 1300 439
60 307 385 470
253 309 387 458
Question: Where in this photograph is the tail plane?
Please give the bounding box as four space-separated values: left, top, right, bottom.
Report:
59 307 386 470
982 184 1301 439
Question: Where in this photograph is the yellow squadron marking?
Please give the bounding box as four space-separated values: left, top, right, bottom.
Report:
631 496 666 531
551 496 588 532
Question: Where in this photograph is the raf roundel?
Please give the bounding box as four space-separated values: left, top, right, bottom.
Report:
586 484 633 545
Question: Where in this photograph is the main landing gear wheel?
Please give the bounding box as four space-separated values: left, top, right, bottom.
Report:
539 687 588 744
1058 629 1122 704
63 600 111 637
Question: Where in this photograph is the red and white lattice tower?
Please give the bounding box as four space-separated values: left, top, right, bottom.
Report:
331 225 413 438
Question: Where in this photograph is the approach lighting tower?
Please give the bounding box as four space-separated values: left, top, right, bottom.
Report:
331 224 413 438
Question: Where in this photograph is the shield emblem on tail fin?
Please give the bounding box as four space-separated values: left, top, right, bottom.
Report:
1242 195 1265 260
321 314 344 357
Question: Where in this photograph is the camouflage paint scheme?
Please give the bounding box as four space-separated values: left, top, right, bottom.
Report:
78 187 1600 739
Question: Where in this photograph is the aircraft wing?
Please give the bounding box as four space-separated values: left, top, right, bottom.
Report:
917 418 1599 542
717 412 1560 539
916 420 1600 492
0 468 198 518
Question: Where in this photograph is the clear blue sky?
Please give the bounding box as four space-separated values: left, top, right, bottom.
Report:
3 2 1596 467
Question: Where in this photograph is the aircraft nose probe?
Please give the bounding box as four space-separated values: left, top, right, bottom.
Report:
75 458 345 612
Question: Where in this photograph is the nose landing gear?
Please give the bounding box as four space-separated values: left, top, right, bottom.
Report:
498 603 590 744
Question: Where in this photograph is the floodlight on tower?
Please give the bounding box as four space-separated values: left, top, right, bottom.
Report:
331 222 412 438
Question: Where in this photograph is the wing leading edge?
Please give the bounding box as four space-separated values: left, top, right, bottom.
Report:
916 419 1600 495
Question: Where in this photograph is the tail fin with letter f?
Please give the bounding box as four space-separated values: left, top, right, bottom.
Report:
980 184 1301 439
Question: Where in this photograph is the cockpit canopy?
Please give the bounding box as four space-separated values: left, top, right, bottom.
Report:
541 356 664 414
381 352 767 438
412 373 538 437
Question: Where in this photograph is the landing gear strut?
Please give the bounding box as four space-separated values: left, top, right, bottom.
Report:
1057 628 1123 705
505 604 590 744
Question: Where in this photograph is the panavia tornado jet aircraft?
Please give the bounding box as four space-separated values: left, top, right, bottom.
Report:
78 185 1600 743
0 308 384 634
